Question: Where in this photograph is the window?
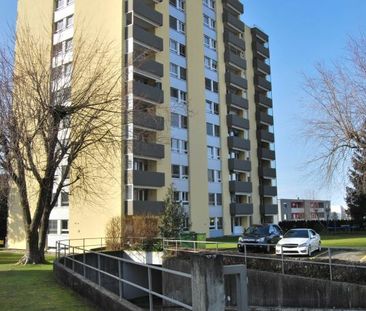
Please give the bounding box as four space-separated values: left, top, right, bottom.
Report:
217 217 223 229
61 220 69 234
173 191 189 203
61 191 69 206
203 14 216 29
48 220 58 234
64 63 72 76
170 63 186 80
172 165 180 178
171 113 187 129
169 16 185 33
65 39 72 51
208 146 221 160
171 139 188 153
66 15 74 28
205 78 218 93
55 20 63 33
181 166 189 179
53 43 63 57
209 218 216 229
206 100 219 115
203 0 215 10
208 193 215 205
204 56 217 71
209 217 223 230
206 123 220 137
204 35 216 50
56 0 64 10
61 165 70 179
171 88 187 104
208 169 221 182
170 39 186 57
171 138 179 152
170 0 185 11
216 193 222 205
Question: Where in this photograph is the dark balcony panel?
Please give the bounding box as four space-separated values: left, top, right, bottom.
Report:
133 81 164 104
229 181 252 193
135 59 163 78
224 31 245 51
255 76 272 92
253 41 269 58
226 93 248 110
228 159 251 172
260 186 278 197
230 203 253 216
256 111 273 125
223 0 244 15
259 167 277 178
259 148 276 160
133 170 165 188
133 200 164 215
252 27 269 42
258 130 274 143
227 114 249 130
133 111 164 131
227 136 250 151
127 25 163 51
127 0 163 27
133 141 165 159
255 94 272 108
224 51 247 70
223 12 244 33
263 204 278 215
254 58 271 75
225 72 247 90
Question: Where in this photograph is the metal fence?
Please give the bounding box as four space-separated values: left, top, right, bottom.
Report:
162 239 366 282
56 238 193 310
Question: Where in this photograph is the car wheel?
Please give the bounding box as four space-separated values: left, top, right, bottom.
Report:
308 246 312 257
238 246 244 253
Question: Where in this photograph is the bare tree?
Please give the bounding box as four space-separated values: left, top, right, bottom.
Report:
0 25 125 263
303 34 366 184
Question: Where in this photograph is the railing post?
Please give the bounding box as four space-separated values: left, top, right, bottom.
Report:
281 245 284 274
148 267 153 311
244 244 247 265
68 240 70 255
216 242 219 253
328 248 333 281
97 253 101 286
175 240 178 253
72 246 75 272
83 247 86 278
100 237 103 250
193 241 196 252
118 259 123 299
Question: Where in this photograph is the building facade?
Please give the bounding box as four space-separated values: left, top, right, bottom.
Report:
279 199 331 221
8 0 278 248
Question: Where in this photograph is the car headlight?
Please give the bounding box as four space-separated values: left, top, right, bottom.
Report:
238 237 244 242
256 237 265 243
299 243 308 248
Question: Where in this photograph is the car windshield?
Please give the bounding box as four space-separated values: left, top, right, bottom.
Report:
284 229 309 238
245 226 269 235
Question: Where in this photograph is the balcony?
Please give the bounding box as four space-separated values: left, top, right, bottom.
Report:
132 81 164 104
254 58 271 75
133 170 165 188
253 41 269 58
226 93 248 110
126 25 163 51
256 111 273 125
258 148 276 160
133 111 164 131
133 200 164 215
127 0 163 27
252 27 269 43
224 51 247 70
223 12 244 33
228 159 251 172
255 76 272 92
134 59 163 78
259 167 277 178
227 114 249 130
263 204 278 215
227 136 250 151
255 93 272 108
229 181 252 193
224 31 245 51
260 186 278 197
133 141 165 159
223 0 244 15
225 72 247 90
230 203 253 216
258 130 274 143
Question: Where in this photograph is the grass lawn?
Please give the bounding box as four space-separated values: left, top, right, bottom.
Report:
0 251 98 311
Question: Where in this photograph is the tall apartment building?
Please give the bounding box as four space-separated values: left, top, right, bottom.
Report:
279 199 331 221
8 0 278 248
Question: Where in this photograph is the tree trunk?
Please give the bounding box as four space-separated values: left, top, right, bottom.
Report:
38 209 51 258
18 230 45 264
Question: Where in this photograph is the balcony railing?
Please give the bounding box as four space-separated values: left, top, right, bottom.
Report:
127 0 163 27
126 24 163 51
226 93 248 110
224 51 247 70
224 31 245 51
223 11 244 33
230 203 253 216
225 72 247 90
132 81 164 104
229 181 253 193
133 170 165 188
227 136 250 151
133 200 165 215
228 159 251 172
227 114 249 130
133 141 165 159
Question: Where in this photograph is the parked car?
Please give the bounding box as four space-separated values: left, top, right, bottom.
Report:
275 228 321 256
237 224 283 253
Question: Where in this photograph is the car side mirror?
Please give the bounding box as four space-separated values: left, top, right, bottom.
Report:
279 235 283 239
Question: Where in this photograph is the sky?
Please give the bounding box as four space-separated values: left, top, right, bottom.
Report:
1 0 366 207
